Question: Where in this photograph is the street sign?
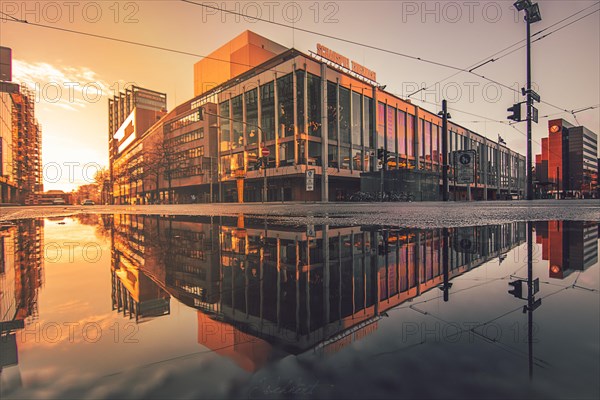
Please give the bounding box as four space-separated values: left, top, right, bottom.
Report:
455 150 476 184
532 106 538 123
261 147 270 157
306 169 315 191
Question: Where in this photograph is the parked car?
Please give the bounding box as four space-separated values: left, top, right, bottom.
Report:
81 199 95 206
52 198 67 205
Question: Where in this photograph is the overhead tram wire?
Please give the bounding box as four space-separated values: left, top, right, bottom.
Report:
408 2 600 97
405 3 600 111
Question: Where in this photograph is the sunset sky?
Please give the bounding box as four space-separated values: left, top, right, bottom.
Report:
1 0 598 191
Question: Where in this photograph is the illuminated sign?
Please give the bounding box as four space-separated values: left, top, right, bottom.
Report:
550 125 560 133
316 44 377 82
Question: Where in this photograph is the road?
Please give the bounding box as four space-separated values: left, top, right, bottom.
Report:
1 200 599 228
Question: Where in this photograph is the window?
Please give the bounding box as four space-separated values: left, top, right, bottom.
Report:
397 110 406 157
377 102 385 149
386 105 396 156
339 86 351 144
219 101 230 151
327 81 338 141
245 88 258 145
351 91 362 146
260 82 275 141
231 95 243 149
364 97 373 148
278 73 294 138
328 144 338 168
340 146 351 169
296 70 305 134
308 141 322 166
307 73 321 137
407 114 415 157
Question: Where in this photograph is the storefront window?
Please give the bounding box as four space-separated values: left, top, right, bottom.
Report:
278 73 294 138
219 101 230 151
308 141 321 166
327 81 337 141
340 146 351 169
296 70 305 134
307 73 321 137
245 88 258 146
352 149 362 170
260 81 275 141
351 91 362 146
328 144 338 168
339 86 351 144
231 95 243 149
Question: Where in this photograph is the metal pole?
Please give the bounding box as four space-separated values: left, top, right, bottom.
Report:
263 155 267 203
442 100 449 201
527 221 533 379
526 17 533 200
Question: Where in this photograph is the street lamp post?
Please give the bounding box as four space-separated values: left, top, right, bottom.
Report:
514 0 542 201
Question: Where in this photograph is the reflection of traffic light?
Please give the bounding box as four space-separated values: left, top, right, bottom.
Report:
508 280 524 299
197 107 204 121
550 264 563 279
254 157 263 169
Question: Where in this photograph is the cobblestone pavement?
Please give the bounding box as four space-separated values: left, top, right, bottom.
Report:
2 200 598 228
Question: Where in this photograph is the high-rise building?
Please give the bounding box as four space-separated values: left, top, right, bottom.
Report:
0 46 43 204
535 119 598 198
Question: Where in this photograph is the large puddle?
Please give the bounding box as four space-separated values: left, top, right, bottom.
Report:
1 215 598 399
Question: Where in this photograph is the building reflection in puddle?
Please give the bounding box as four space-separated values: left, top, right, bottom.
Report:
109 215 533 370
0 219 44 372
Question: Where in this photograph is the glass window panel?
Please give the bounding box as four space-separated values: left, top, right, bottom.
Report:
351 91 362 146
296 70 305 135
339 86 351 144
340 146 351 169
352 149 362 170
245 89 258 146
328 144 338 168
308 141 321 166
377 102 385 149
397 110 406 157
386 105 396 155
231 95 243 149
260 82 275 141
407 115 415 157
327 81 337 141
219 101 230 151
278 73 294 138
364 97 373 148
307 73 321 137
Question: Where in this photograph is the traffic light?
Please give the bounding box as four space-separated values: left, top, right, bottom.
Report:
377 148 385 160
254 157 263 169
508 280 524 299
507 103 523 122
197 107 204 121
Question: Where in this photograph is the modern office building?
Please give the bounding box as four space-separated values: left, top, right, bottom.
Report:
535 119 598 198
0 46 43 204
110 31 526 203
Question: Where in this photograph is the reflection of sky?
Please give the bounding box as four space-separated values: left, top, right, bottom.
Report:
1 219 598 399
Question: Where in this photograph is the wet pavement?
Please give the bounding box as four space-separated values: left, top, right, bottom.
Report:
0 213 598 399
1 200 599 228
